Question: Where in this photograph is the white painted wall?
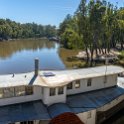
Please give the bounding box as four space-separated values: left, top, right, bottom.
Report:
67 74 117 95
42 86 66 105
105 74 117 87
0 74 118 106
67 79 87 95
0 86 43 106
77 110 96 124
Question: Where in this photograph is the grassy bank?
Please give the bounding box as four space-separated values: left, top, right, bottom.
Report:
59 48 87 68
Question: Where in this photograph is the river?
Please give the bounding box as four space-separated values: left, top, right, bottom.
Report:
0 39 66 74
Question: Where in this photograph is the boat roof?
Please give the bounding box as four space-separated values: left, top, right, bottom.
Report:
1 81 124 123
0 100 50 124
0 65 123 88
48 103 72 118
66 86 124 114
48 84 124 117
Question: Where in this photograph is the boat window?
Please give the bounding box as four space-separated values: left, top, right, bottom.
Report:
3 87 14 98
58 87 64 95
15 86 25 96
28 121 33 124
25 86 33 95
20 121 34 124
50 88 56 96
75 80 80 88
87 79 92 86
67 82 73 90
0 89 3 98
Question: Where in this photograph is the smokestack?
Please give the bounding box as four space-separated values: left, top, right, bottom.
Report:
35 58 39 76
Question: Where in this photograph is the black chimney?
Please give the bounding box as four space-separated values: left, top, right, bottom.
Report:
35 58 39 76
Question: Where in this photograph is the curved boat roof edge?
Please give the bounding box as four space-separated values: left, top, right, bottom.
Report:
0 65 123 88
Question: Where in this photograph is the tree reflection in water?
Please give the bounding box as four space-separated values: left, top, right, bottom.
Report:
0 39 55 59
0 39 65 74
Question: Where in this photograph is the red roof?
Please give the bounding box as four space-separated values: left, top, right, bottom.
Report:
49 112 85 124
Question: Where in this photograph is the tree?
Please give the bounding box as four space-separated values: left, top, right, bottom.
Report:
59 0 124 66
0 19 57 40
59 15 82 49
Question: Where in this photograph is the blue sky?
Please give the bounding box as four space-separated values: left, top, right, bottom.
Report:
0 0 124 27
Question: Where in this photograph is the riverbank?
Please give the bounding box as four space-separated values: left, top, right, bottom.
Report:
0 37 49 42
59 48 87 68
60 47 124 69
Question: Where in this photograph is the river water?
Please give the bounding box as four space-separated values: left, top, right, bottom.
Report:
0 39 66 74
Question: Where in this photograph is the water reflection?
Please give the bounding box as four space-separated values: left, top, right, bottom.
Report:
0 39 56 59
0 39 65 74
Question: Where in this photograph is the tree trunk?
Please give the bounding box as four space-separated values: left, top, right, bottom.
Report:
121 42 124 50
90 46 94 67
85 45 89 64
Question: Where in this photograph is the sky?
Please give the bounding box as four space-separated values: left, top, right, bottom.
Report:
0 0 124 27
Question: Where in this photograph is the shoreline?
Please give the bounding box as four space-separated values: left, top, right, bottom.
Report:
0 37 49 42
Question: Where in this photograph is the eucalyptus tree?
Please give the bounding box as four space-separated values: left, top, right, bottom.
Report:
76 0 106 65
76 0 91 63
116 8 124 50
88 0 107 65
59 0 124 66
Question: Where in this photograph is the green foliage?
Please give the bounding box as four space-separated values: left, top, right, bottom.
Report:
0 19 57 40
59 15 83 49
117 51 124 67
59 0 124 66
61 28 82 49
118 51 124 59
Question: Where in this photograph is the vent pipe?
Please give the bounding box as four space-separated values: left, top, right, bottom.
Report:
35 58 39 76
